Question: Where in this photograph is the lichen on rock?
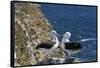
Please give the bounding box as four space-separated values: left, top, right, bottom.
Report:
14 2 53 66
14 2 70 66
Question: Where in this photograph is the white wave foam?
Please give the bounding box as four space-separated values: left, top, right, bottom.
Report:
80 38 96 42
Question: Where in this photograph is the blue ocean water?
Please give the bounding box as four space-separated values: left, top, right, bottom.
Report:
40 4 97 62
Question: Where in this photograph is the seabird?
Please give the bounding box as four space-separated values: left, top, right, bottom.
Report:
61 32 82 57
36 30 60 55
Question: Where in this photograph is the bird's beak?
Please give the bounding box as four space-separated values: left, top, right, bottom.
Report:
56 33 60 36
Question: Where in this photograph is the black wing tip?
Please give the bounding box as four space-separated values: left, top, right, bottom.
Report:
64 42 82 50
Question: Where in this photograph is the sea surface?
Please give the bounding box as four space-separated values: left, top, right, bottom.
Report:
40 4 97 62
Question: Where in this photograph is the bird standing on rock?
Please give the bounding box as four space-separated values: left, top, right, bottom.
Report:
61 32 82 58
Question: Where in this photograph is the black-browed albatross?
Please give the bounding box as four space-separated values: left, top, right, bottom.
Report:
36 30 60 55
61 32 82 57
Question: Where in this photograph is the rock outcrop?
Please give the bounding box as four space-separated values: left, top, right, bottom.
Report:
14 2 73 66
14 2 53 66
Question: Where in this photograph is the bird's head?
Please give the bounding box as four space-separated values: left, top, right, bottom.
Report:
50 30 60 42
51 30 60 37
63 32 71 39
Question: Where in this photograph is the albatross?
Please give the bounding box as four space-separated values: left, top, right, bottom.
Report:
61 32 82 57
36 30 60 55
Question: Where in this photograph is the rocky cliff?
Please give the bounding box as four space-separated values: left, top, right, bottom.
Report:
14 2 71 66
